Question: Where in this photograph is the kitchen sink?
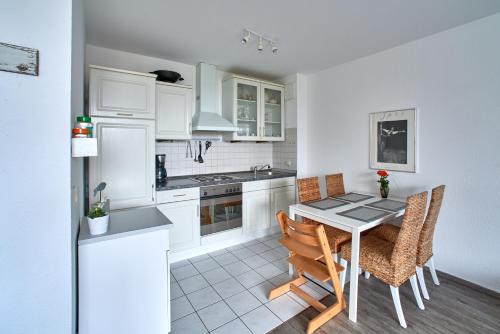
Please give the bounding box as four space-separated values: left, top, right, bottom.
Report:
232 170 284 180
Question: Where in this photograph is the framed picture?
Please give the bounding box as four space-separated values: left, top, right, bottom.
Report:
369 108 417 173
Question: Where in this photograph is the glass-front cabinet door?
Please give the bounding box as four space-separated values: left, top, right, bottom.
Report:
235 78 260 139
260 84 284 141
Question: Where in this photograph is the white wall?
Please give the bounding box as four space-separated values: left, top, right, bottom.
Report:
305 13 500 291
71 0 85 332
0 1 74 333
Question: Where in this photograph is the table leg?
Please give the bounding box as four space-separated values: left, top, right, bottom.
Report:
288 207 296 276
349 229 360 322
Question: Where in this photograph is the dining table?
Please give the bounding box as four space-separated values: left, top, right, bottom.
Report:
288 192 406 323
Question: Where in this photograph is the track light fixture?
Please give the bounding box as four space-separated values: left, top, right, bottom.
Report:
241 28 278 54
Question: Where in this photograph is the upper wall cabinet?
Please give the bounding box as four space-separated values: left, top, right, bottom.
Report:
222 76 284 141
156 83 193 140
89 65 156 119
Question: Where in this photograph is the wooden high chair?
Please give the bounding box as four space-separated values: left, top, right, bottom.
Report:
269 211 346 334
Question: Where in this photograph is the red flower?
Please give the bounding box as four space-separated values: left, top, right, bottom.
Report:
377 170 388 177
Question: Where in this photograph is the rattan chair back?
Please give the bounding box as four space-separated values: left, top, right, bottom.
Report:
325 173 346 197
297 177 321 203
417 185 445 266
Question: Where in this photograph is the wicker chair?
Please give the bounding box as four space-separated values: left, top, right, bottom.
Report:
297 177 351 261
340 191 428 328
325 173 346 197
369 185 445 300
271 211 346 334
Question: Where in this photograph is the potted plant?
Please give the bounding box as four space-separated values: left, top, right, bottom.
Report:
377 170 390 198
87 182 109 235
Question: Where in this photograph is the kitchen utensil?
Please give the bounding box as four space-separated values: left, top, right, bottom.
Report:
150 70 184 83
156 154 167 183
185 142 189 158
189 141 193 158
204 141 212 155
198 141 204 163
194 143 198 162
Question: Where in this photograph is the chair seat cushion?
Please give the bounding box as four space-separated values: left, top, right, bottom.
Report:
341 235 414 287
369 224 400 243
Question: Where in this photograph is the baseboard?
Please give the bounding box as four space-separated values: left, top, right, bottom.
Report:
436 269 500 299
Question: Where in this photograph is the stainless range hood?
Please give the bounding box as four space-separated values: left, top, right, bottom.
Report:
192 63 238 132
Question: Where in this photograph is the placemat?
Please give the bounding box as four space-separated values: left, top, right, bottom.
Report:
337 206 393 222
333 192 374 203
365 199 406 212
303 198 349 210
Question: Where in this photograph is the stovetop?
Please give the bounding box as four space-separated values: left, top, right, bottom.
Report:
190 174 240 183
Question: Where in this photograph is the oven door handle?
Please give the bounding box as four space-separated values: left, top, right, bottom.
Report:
200 194 242 206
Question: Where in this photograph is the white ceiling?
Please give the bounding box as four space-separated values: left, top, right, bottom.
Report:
84 0 500 80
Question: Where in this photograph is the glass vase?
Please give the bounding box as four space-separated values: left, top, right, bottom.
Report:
380 186 389 198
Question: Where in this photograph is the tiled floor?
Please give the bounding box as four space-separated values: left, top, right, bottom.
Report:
170 233 331 334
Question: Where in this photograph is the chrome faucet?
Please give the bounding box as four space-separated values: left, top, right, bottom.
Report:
251 164 271 176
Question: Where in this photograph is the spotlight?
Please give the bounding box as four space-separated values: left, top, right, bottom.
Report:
271 45 278 54
241 32 250 44
257 37 263 51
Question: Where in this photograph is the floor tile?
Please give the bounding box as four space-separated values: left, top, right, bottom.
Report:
254 262 284 279
305 281 330 298
263 238 281 249
274 246 290 256
240 305 282 334
266 293 305 321
197 301 237 331
171 296 195 321
210 318 251 334
212 252 239 266
212 277 246 299
186 286 222 310
231 248 255 260
242 254 268 269
209 248 228 257
257 234 274 242
268 272 296 287
171 312 207 334
236 270 266 288
201 267 231 285
171 259 191 269
247 242 271 254
259 249 283 262
248 281 275 303
178 274 210 294
171 281 184 299
189 253 211 263
225 290 262 316
223 260 252 276
272 258 290 271
172 264 199 281
242 239 261 247
226 244 245 252
192 258 220 273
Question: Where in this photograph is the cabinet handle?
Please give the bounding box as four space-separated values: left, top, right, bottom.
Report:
152 184 155 202
173 194 186 197
117 112 133 116
197 204 200 217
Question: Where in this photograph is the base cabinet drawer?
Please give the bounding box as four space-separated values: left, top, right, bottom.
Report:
157 199 200 252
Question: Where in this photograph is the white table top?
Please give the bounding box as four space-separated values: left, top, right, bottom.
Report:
289 193 406 232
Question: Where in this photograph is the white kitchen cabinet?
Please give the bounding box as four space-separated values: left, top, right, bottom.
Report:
157 198 200 252
270 185 296 224
89 65 156 119
89 117 155 210
222 75 284 141
243 188 271 232
156 82 193 140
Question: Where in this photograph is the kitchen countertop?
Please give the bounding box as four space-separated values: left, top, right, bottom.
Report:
156 169 297 191
78 206 173 245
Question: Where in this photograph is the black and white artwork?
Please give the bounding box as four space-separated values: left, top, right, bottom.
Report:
0 42 39 76
370 109 416 172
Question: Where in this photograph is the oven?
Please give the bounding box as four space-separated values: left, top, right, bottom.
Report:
199 183 242 236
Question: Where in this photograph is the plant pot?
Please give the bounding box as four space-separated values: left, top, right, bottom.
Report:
87 214 109 235
380 186 389 199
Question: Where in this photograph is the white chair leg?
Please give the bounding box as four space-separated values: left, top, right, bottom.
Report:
410 275 425 310
339 258 348 291
332 252 338 263
416 266 430 300
390 286 407 328
364 271 370 279
427 257 440 285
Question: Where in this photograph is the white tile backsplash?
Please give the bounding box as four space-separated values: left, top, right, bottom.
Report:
156 141 274 177
272 128 297 171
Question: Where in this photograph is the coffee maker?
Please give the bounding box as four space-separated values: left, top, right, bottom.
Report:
156 154 167 184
